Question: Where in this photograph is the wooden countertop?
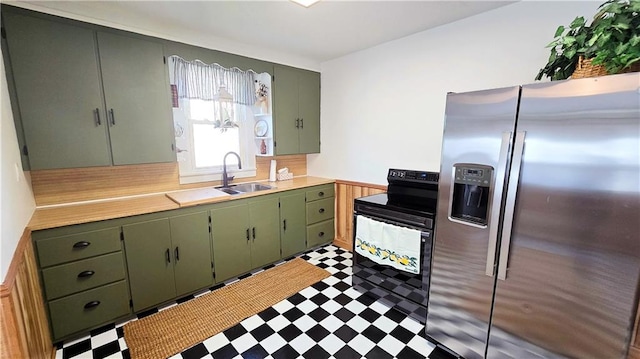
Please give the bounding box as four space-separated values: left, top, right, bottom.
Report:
28 176 334 231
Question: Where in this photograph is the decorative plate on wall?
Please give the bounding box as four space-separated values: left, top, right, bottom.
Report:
254 119 268 137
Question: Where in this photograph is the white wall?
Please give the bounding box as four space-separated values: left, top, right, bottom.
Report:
0 48 36 281
308 1 600 186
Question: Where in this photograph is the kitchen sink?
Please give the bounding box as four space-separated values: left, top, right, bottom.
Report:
216 182 273 195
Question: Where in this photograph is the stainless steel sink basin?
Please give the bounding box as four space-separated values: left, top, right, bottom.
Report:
216 182 273 195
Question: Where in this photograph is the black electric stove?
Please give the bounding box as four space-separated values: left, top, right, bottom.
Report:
352 169 439 323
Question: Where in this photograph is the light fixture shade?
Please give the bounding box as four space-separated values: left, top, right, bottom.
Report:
212 85 233 102
290 0 320 8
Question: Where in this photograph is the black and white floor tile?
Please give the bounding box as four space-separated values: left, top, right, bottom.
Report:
55 245 436 359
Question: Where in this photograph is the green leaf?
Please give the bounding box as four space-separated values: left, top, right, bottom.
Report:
564 48 577 59
564 36 577 45
570 16 586 29
615 42 628 55
554 25 566 37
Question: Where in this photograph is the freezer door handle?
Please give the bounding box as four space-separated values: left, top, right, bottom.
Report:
486 131 513 277
498 131 526 280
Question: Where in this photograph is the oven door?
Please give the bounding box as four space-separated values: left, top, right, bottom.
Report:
352 212 433 309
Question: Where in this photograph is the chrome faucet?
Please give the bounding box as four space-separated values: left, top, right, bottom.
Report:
222 151 242 188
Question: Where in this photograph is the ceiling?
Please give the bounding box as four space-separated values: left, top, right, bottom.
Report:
10 1 514 64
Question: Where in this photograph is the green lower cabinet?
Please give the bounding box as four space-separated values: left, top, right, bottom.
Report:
42 252 126 300
280 192 307 258
307 220 335 248
170 212 213 297
211 197 281 282
123 219 176 312
249 197 281 268
211 204 252 282
123 212 212 312
48 280 130 340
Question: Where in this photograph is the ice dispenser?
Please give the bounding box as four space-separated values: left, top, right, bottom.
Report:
450 164 493 226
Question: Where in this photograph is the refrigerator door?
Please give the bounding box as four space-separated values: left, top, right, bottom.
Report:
487 73 640 358
427 86 520 359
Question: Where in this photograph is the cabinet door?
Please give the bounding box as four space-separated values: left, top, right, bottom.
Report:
211 205 251 282
4 13 111 169
170 212 213 297
97 32 175 165
123 219 176 312
298 70 321 154
280 192 307 258
249 197 281 268
273 66 300 155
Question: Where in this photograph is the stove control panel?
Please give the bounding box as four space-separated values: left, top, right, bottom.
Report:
388 169 439 184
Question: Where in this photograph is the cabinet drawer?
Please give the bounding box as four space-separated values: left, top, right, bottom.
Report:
307 220 335 248
305 185 334 202
306 197 335 225
42 252 126 300
48 280 130 340
36 227 121 268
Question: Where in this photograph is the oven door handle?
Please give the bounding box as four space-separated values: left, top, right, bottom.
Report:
486 131 513 278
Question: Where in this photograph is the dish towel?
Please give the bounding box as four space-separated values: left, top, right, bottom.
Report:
355 215 421 274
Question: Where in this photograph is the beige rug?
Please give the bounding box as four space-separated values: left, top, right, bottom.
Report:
123 258 330 359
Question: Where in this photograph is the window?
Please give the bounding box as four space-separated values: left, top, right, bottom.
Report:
168 56 270 184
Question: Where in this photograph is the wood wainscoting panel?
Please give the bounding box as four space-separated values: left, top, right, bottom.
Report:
334 180 386 252
1 230 54 359
630 300 640 359
30 155 307 206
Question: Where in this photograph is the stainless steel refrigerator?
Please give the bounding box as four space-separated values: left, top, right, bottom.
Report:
426 73 640 359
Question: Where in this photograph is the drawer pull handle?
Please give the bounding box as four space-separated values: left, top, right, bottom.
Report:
283 219 287 231
319 208 325 214
246 228 250 241
319 231 325 237
84 301 100 309
175 246 180 261
252 227 256 240
318 191 324 197
73 241 91 249
77 270 95 278
166 248 171 263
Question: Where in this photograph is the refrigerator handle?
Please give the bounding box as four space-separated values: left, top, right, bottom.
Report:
486 131 513 277
497 131 526 280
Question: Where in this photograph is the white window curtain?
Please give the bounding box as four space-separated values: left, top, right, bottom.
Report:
170 56 257 105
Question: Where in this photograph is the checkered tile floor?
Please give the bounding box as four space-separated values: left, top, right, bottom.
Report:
55 245 436 359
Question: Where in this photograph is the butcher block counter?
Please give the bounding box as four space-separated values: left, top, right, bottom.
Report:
28 176 334 231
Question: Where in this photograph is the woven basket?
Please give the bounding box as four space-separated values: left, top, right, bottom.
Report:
571 56 640 79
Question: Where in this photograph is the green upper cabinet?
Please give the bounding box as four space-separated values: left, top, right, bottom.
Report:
3 11 175 170
96 32 175 166
3 13 111 169
123 212 211 312
279 191 307 258
273 65 321 155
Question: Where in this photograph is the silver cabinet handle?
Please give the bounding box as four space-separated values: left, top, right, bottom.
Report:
295 119 300 128
300 118 304 128
109 109 115 125
498 131 526 280
486 131 513 277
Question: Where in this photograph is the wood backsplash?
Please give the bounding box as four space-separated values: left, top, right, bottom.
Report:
30 155 307 206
